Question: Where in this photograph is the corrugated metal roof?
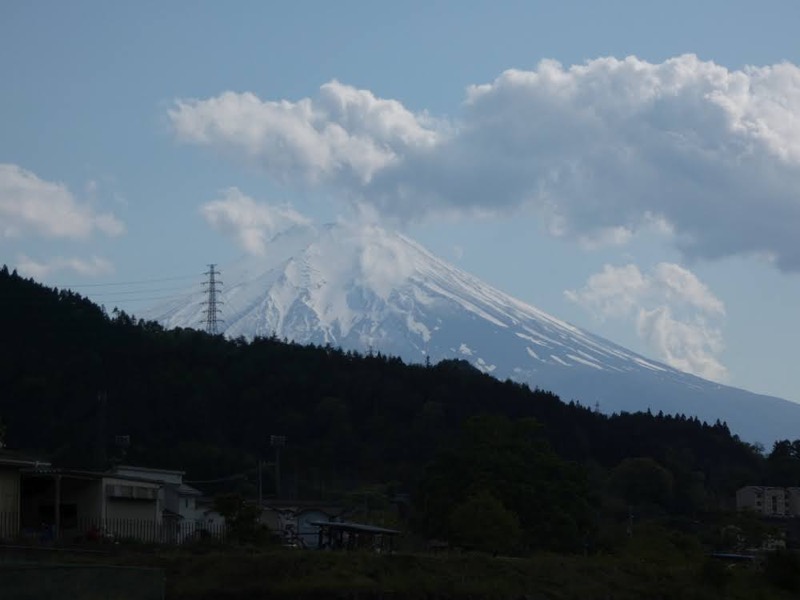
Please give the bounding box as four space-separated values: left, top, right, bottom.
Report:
309 520 400 535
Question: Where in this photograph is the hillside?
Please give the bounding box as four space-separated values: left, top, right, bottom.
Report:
145 222 800 445
5 265 800 554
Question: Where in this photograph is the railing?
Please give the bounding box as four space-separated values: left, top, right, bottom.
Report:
72 517 228 545
0 512 227 546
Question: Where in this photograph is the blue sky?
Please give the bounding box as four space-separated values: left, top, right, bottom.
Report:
3 1 800 402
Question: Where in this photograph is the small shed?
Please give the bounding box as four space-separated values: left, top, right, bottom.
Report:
310 520 400 553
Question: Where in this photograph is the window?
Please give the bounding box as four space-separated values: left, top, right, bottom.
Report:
773 496 779 513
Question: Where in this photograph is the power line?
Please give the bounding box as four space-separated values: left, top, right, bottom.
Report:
185 473 247 484
87 285 195 298
94 293 198 304
0 290 195 305
61 275 197 288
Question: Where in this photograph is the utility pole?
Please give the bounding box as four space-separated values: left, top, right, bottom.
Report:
202 264 223 335
257 459 263 513
95 391 108 470
271 435 286 498
627 505 634 538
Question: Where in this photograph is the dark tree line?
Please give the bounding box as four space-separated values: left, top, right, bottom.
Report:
0 265 787 551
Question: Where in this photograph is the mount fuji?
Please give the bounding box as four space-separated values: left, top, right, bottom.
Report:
145 222 800 445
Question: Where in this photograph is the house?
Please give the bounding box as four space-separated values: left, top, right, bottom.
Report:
736 486 800 517
2 459 224 544
108 465 219 541
20 466 162 542
0 451 51 540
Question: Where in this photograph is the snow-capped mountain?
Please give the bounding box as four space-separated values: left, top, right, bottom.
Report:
145 222 800 445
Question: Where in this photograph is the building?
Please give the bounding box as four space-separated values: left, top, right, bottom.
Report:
108 465 217 541
0 452 51 540
20 466 162 542
0 458 225 544
736 486 800 517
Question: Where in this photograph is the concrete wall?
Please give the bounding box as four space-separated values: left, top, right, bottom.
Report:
737 486 791 517
764 487 789 516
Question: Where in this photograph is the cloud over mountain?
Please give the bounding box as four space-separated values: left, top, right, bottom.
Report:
565 263 727 381
200 187 311 256
170 81 440 186
171 54 800 270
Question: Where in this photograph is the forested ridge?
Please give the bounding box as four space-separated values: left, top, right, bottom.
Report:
2 265 798 553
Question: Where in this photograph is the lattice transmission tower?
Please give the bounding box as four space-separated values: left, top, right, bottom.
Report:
202 264 224 335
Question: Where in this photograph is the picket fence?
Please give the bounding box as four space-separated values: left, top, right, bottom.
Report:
0 512 227 545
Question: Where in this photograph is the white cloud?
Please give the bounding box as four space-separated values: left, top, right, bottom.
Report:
636 307 727 383
565 262 727 381
564 264 649 320
578 226 634 250
170 81 439 186
0 164 124 239
200 187 311 256
650 262 725 315
354 224 418 299
16 254 115 279
171 55 800 270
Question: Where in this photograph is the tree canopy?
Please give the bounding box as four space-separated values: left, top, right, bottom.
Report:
0 266 780 552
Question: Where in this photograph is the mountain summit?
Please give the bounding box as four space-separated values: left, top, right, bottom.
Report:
147 222 800 444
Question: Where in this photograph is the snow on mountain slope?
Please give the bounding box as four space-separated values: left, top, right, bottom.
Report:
145 222 800 444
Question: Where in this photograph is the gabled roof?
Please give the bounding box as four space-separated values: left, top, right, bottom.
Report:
21 466 161 485
113 464 185 476
176 483 203 496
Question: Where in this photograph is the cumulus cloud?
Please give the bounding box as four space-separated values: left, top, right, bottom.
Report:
171 55 800 270
200 187 311 256
16 254 114 279
636 306 726 384
565 262 727 381
170 81 439 186
0 164 124 239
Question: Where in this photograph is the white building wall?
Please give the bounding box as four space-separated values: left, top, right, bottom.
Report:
103 477 161 523
737 486 799 517
764 487 788 516
106 499 158 521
